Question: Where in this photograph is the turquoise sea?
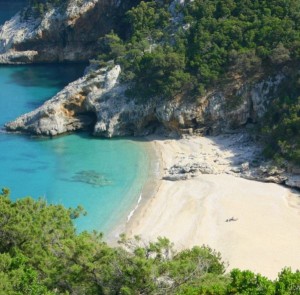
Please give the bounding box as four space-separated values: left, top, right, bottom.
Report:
0 2 149 233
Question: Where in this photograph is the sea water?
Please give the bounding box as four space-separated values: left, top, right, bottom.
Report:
0 0 25 22
0 2 149 233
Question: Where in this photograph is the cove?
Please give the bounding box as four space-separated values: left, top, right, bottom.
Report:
0 4 149 233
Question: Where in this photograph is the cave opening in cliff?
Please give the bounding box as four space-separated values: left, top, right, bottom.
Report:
246 118 254 125
205 128 212 136
143 119 162 135
76 111 98 133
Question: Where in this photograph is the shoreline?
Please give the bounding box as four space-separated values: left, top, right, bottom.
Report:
107 138 162 244
123 134 300 279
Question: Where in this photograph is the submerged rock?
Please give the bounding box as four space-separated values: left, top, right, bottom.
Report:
71 170 112 187
1 0 299 191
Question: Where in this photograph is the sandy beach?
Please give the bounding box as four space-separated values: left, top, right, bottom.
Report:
125 134 300 279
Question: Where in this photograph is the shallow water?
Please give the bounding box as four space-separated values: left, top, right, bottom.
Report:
0 3 149 233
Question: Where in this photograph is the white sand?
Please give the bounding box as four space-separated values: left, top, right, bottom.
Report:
125 136 300 279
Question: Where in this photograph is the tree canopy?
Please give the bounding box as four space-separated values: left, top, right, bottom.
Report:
98 0 300 95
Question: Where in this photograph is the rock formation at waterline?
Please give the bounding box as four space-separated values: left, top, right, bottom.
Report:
5 65 284 138
0 0 140 63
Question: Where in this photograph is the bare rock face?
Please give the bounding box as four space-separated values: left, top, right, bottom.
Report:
5 65 161 137
6 65 122 136
197 74 284 135
0 0 287 137
5 63 286 139
0 0 140 63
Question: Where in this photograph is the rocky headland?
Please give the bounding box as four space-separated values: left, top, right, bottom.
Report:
5 65 284 137
5 64 300 189
1 0 300 189
0 0 140 63
5 65 300 188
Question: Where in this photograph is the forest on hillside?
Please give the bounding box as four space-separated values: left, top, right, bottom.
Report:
94 0 300 166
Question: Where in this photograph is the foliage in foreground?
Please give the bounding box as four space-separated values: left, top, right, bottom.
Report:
0 188 300 294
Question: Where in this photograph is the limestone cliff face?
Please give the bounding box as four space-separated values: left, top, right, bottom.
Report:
0 0 139 63
5 65 285 138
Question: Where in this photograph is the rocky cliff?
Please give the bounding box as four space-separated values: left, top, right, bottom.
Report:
0 0 140 63
0 0 287 138
5 65 284 138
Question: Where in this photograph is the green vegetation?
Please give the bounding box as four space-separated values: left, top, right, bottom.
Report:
261 98 300 166
260 76 300 166
96 0 300 165
98 0 300 97
1 188 300 294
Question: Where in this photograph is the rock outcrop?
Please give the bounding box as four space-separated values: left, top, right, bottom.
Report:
161 132 300 190
5 63 285 138
0 0 140 63
6 65 120 136
0 0 288 138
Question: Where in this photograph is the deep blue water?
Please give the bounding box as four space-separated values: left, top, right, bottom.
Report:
0 0 26 22
0 2 149 233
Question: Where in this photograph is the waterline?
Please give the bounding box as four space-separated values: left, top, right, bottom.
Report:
0 65 150 234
